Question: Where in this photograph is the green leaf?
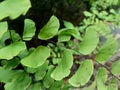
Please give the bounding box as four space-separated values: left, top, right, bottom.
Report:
63 21 74 29
10 30 21 42
86 81 96 90
18 47 35 60
96 68 107 90
96 38 118 63
1 57 20 70
26 67 37 74
69 60 93 87
50 80 63 90
52 58 61 65
62 84 71 90
87 22 111 36
0 41 26 60
38 15 59 40
18 49 29 59
83 11 93 17
111 60 120 75
26 61 48 75
23 19 36 41
58 29 80 37
51 49 73 80
0 31 10 48
58 29 81 42
21 46 50 68
108 78 118 90
79 81 96 90
0 0 31 20
0 67 14 83
4 70 31 90
35 61 48 81
43 65 54 88
58 34 71 42
79 28 99 55
0 21 8 39
0 30 21 48
27 83 41 90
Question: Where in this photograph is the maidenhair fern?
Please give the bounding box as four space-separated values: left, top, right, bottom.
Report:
0 0 120 90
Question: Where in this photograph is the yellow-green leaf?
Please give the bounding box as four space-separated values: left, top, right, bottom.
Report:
38 15 59 40
23 19 36 41
0 0 31 20
111 60 120 75
4 70 31 90
0 67 14 83
96 38 118 63
69 60 93 87
0 42 26 60
21 46 50 68
108 78 118 90
79 28 99 55
96 68 107 90
51 49 73 80
43 65 54 88
27 83 41 90
0 21 8 39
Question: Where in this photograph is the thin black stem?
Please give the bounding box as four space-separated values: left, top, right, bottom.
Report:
97 61 120 81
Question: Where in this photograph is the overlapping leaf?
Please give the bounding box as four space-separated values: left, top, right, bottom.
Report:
35 61 48 81
0 31 10 48
10 30 21 41
96 38 118 63
0 42 26 60
0 0 31 20
38 15 59 40
0 21 7 39
58 33 71 42
58 29 81 42
83 11 93 17
0 30 21 46
27 83 41 90
50 81 63 90
21 46 50 68
43 65 54 88
108 78 118 90
26 67 37 74
79 81 96 90
26 61 48 77
0 67 14 83
111 60 120 75
4 70 31 90
51 49 73 80
96 68 107 90
69 60 93 87
1 57 20 70
63 21 74 29
23 19 36 41
79 28 99 55
0 67 31 90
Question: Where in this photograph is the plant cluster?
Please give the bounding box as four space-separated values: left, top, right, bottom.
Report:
0 0 120 90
